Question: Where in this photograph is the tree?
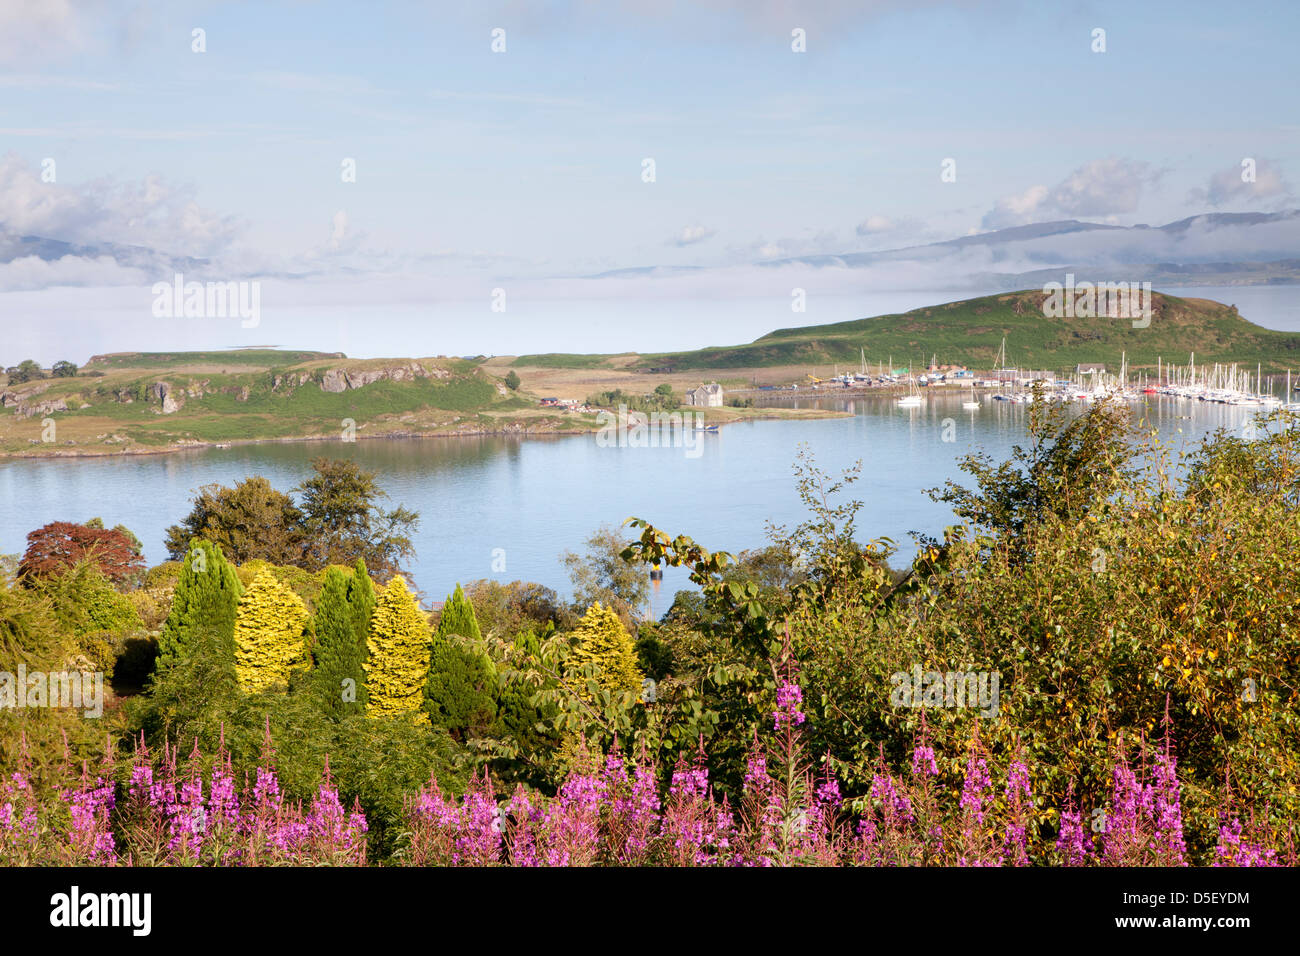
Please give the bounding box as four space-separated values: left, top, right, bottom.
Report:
35 561 143 638
311 562 374 715
464 579 568 637
51 361 78 378
565 602 643 698
164 477 305 564
424 584 496 739
4 360 44 385
927 395 1136 556
297 458 419 579
155 540 243 677
233 568 310 693
561 525 650 626
364 576 431 723
504 370 521 391
17 521 145 586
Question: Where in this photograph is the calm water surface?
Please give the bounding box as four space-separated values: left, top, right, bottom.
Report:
0 392 1266 610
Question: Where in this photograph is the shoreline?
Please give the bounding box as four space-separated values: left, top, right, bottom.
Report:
0 406 847 461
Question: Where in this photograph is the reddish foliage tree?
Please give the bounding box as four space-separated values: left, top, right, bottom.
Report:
17 521 145 585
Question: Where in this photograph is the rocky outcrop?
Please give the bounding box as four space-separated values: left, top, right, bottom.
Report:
272 371 313 392
2 386 69 419
319 362 448 394
150 382 184 414
15 397 69 419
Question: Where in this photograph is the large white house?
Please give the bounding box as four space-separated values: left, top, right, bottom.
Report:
686 383 724 407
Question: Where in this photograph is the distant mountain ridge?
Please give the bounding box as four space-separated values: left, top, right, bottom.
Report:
587 210 1300 286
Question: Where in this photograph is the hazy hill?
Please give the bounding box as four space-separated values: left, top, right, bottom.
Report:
627 290 1300 373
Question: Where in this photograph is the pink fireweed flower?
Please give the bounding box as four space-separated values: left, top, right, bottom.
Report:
504 787 541 867
65 775 117 864
1002 760 1033 867
773 681 806 730
253 766 281 809
542 772 602 867
1213 815 1279 867
1 772 40 863
911 744 938 778
959 754 991 826
1149 751 1187 866
1055 784 1091 866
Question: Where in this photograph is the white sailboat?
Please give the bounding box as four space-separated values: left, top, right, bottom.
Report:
896 365 925 407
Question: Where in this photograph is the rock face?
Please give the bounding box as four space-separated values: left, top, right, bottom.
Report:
1 388 69 419
319 362 448 393
19 398 69 419
150 382 184 415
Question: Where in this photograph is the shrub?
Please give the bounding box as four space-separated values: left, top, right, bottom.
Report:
17 521 145 586
425 585 497 740
364 577 431 724
154 540 242 677
565 602 643 698
312 562 374 715
233 568 310 693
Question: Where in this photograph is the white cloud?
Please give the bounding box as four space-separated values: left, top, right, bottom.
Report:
0 152 243 257
742 229 842 260
0 254 147 291
855 215 895 235
982 160 1158 230
1190 159 1292 208
670 224 717 246
0 0 86 66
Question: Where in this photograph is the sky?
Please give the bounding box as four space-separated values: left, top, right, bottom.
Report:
1 0 1298 362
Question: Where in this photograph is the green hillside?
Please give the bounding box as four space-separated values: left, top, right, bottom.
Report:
634 290 1300 372
0 351 551 456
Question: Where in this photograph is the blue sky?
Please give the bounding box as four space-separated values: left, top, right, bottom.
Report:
1 0 1298 360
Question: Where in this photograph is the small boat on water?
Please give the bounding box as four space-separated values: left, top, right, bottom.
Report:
896 373 926 407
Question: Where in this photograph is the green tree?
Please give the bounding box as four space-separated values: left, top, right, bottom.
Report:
51 361 78 378
927 395 1136 557
565 602 643 698
424 584 497 739
154 540 242 677
504 370 521 391
561 525 650 626
233 568 310 693
364 576 431 723
4 360 44 385
312 563 373 715
164 477 305 565
297 458 419 579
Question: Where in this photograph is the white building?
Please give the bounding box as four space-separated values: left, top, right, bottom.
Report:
686 383 724 407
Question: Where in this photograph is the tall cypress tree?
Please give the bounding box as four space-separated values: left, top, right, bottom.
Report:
312 564 372 714
348 559 377 649
364 576 432 723
566 601 643 699
155 539 242 676
233 568 310 693
424 584 497 739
